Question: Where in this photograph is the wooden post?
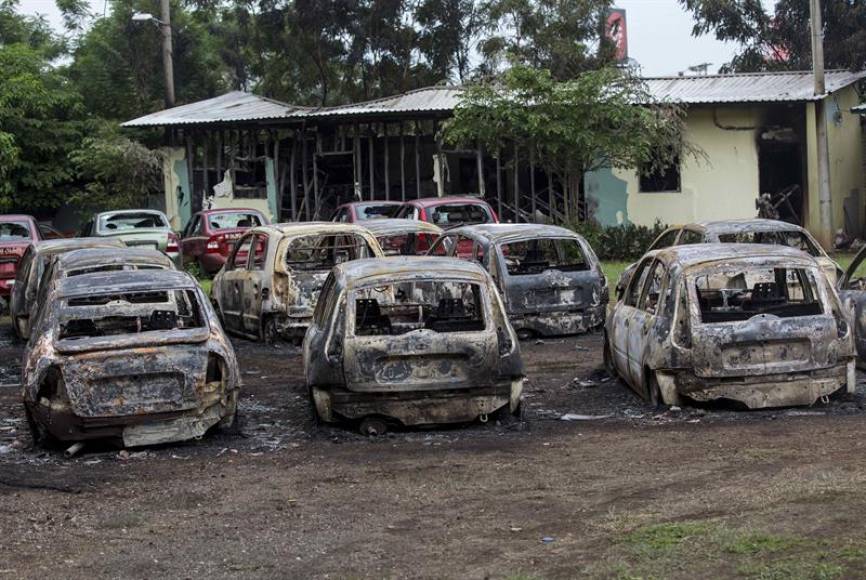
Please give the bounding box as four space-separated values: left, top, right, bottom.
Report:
495 153 502 219
368 133 375 199
273 133 281 221
434 121 445 198
414 125 421 199
529 149 536 220
512 142 519 222
289 136 298 221
400 125 406 201
185 132 195 210
302 130 310 220
216 131 223 181
476 145 485 196
383 124 390 201
353 123 362 200
202 136 210 202
313 131 320 219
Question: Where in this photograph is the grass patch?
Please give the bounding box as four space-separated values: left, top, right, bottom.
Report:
601 261 630 287
596 519 866 580
197 277 212 296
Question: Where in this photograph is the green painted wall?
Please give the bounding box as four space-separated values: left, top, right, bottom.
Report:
584 167 630 227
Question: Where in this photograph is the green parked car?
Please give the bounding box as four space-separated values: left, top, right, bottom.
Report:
80 210 181 267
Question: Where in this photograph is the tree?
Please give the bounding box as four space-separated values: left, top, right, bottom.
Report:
416 0 480 83
442 66 695 218
477 0 616 80
679 0 866 72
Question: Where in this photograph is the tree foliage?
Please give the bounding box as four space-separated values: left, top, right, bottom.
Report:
680 0 866 72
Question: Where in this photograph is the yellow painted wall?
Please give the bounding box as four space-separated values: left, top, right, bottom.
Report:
612 106 762 227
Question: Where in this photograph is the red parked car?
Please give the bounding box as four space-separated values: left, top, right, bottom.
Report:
394 196 498 227
181 208 269 275
331 201 404 223
0 215 41 300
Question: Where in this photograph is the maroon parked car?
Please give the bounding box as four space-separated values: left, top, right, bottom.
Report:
0 215 41 301
331 201 404 223
394 196 499 227
181 208 269 275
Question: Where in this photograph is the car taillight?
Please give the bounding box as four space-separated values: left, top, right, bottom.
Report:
206 234 227 254
167 232 179 252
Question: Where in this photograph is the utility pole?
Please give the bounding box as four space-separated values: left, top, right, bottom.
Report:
160 0 175 108
811 0 832 248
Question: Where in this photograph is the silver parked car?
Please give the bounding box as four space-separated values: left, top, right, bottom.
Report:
617 219 841 298
10 238 126 340
303 257 525 434
80 210 181 266
605 244 854 409
212 222 384 342
23 269 240 449
429 224 607 338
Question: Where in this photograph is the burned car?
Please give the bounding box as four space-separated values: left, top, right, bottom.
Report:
361 219 443 256
304 257 524 433
618 219 840 297
429 224 607 338
836 246 866 366
23 269 240 449
80 209 181 266
10 238 127 340
605 244 854 409
212 222 384 341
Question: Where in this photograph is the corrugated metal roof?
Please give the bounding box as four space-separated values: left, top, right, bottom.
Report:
121 91 309 127
642 70 866 104
122 71 866 128
306 86 462 118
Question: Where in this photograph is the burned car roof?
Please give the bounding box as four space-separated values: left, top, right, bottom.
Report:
31 237 126 255
56 269 198 298
648 242 819 270
53 247 174 270
333 256 490 287
361 219 443 237
693 219 810 234
254 222 378 237
445 223 582 243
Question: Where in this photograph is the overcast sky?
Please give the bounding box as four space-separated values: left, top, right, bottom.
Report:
16 0 771 77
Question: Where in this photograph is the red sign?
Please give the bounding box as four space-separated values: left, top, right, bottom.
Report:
606 8 628 62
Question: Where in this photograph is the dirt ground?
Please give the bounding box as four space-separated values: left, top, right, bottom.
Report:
3 324 866 579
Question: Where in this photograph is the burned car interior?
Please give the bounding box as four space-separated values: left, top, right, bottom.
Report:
501 238 590 276
286 234 376 271
716 231 820 256
59 289 204 339
693 267 822 322
353 281 485 336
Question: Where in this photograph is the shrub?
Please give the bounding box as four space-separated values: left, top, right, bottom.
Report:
568 220 668 261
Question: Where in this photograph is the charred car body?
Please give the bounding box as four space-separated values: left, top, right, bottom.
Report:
10 238 127 340
605 244 854 409
836 247 866 367
23 269 240 448
617 219 840 296
429 224 607 338
212 222 384 341
304 257 524 432
361 219 443 256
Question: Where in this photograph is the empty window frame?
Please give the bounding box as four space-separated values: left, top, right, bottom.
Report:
500 238 589 276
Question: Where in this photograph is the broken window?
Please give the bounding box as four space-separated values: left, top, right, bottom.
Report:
430 204 493 226
354 203 401 221
351 281 485 335
285 234 375 271
639 154 681 193
716 231 820 257
98 212 168 233
207 212 263 230
692 266 823 323
0 221 32 240
377 233 437 256
501 238 589 276
59 289 204 339
638 260 670 316
68 264 169 277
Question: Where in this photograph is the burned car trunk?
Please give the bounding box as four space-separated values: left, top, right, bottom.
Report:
22 270 240 449
429 224 608 338
605 244 854 410
212 223 384 342
303 257 524 432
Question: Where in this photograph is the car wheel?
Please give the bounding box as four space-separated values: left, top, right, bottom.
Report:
647 372 665 410
261 316 278 344
603 332 617 378
24 405 56 449
217 390 239 432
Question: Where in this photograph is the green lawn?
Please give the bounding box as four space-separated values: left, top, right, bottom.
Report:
601 261 630 286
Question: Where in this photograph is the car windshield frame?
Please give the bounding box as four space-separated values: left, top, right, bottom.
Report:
0 220 34 241
97 212 169 234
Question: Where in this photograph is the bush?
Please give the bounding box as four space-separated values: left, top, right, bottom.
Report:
568 220 668 261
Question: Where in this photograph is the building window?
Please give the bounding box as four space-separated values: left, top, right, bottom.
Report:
639 156 681 193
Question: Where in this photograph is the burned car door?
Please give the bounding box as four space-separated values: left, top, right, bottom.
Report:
218 234 253 331
611 257 653 387
626 259 671 391
341 278 497 392
242 233 271 336
838 248 866 360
